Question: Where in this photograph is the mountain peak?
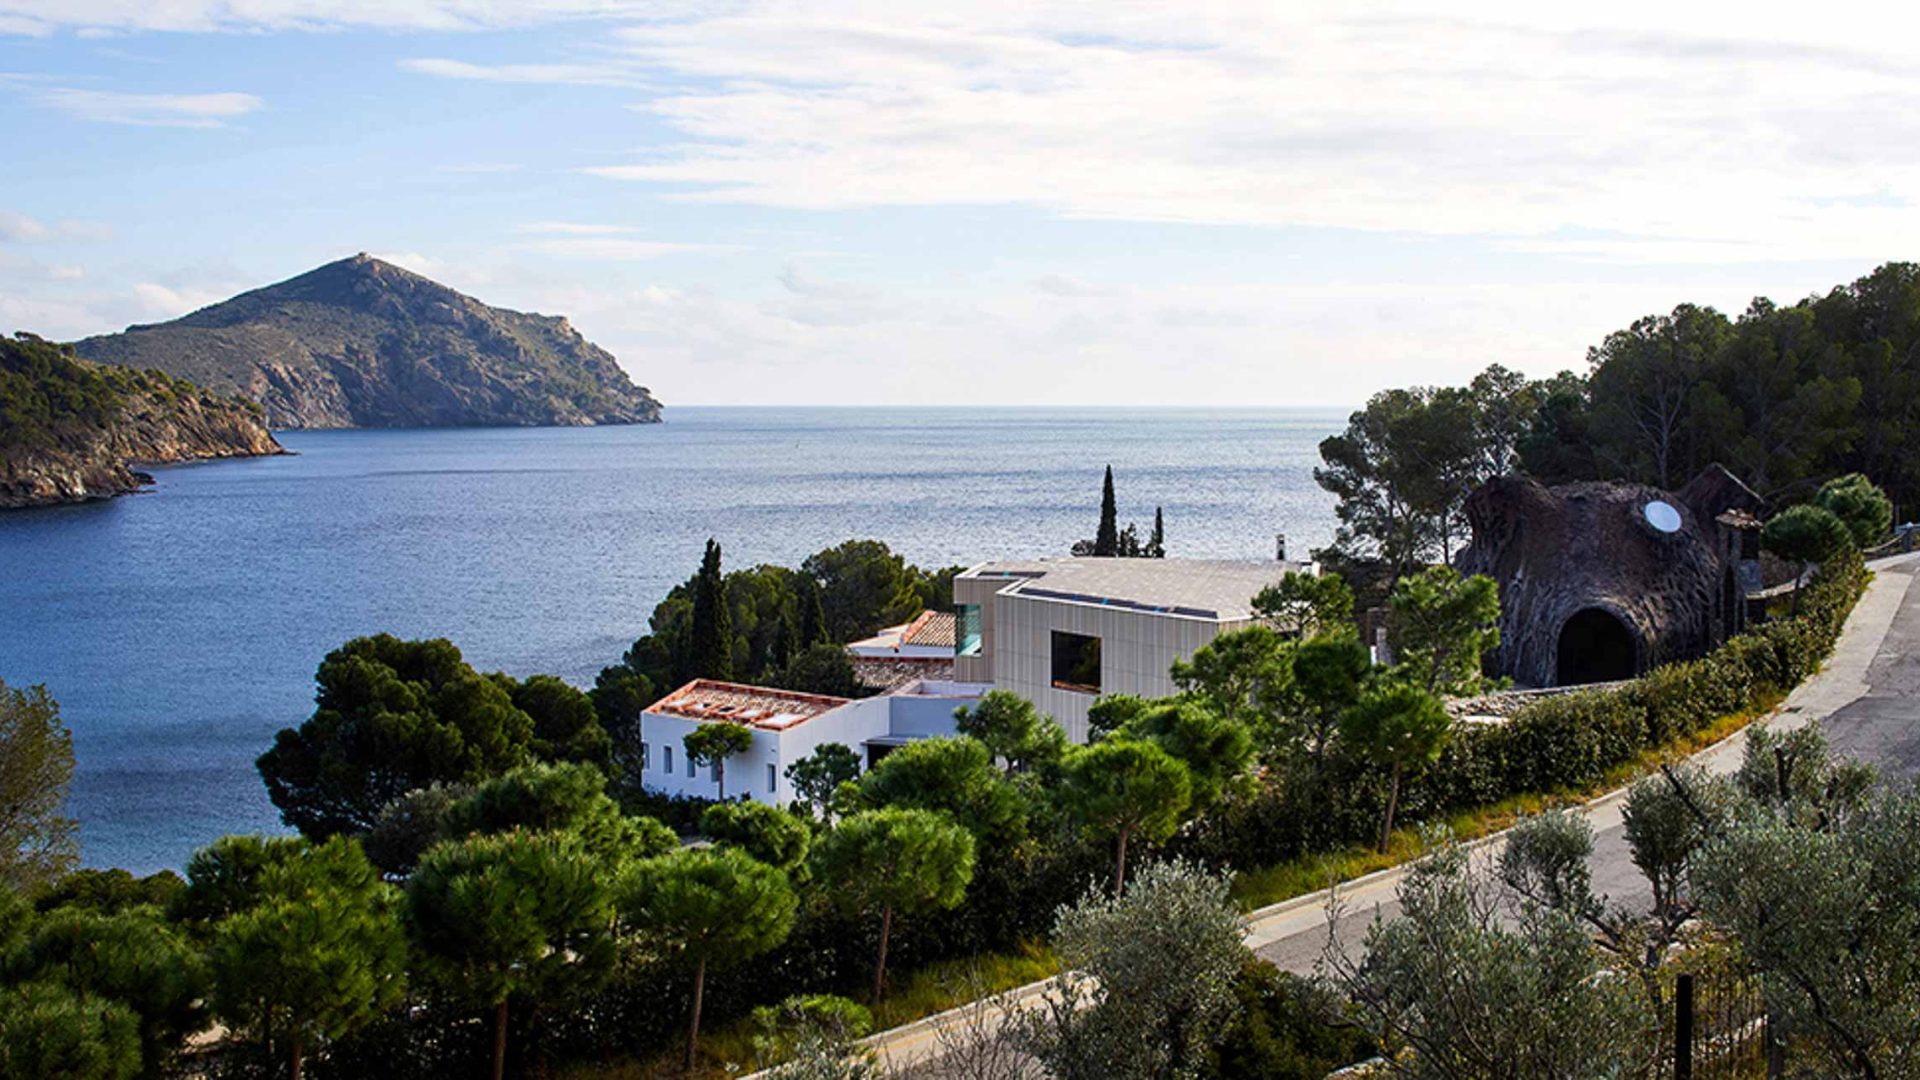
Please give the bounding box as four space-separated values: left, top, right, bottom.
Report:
70 257 661 430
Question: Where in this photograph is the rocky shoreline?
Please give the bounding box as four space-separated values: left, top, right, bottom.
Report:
1 365 286 510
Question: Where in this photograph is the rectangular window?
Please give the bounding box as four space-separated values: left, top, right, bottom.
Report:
708 762 718 782
688 755 696 779
663 746 673 774
955 603 983 656
1050 631 1102 694
767 763 777 793
641 742 650 770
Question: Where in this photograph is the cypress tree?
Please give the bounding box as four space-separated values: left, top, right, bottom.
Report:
1094 466 1120 557
797 576 828 648
689 540 734 681
1148 507 1166 558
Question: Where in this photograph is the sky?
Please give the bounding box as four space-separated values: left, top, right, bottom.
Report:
2 2 1918 407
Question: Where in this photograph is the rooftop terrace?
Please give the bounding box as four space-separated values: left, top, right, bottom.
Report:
958 557 1309 622
648 679 851 731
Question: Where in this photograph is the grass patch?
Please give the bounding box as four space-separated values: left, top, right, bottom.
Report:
1229 694 1783 912
563 941 1059 1080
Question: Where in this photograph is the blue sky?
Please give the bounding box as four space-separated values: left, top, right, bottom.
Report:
3 2 1916 405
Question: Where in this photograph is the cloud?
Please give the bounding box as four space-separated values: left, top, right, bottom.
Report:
555 2 1920 265
0 210 47 241
516 221 643 235
502 264 1750 406
438 162 525 174
131 281 227 317
0 210 112 243
516 236 726 260
0 1 658 35
400 57 640 87
37 87 261 127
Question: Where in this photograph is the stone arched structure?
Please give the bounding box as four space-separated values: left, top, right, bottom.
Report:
1455 466 1763 687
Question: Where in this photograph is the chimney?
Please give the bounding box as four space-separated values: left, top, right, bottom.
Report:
1275 533 1288 563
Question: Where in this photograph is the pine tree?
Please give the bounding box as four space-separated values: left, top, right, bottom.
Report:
1148 507 1166 558
688 540 734 681
1094 466 1119 557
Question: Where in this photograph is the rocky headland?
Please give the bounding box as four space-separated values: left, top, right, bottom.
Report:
72 253 662 430
1 333 284 509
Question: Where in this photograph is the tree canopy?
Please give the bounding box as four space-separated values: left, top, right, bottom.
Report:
620 846 797 1068
1059 739 1192 894
0 679 78 893
811 807 976 999
258 635 614 838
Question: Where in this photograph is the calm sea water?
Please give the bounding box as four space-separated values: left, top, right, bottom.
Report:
0 407 1343 873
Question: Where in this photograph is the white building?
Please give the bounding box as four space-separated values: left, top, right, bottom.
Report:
639 677 987 805
845 609 957 690
952 557 1308 742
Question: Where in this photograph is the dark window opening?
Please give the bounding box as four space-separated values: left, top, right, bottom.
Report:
1556 608 1637 686
1051 631 1103 694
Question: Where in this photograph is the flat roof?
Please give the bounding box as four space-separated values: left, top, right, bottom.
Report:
958 557 1308 622
647 679 851 732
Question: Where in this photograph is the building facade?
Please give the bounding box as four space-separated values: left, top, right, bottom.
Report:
639 678 987 805
953 557 1306 742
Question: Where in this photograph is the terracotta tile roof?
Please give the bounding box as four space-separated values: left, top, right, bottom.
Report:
901 609 957 648
647 679 851 731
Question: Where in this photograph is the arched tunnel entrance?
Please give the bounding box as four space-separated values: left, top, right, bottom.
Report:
1556 608 1638 686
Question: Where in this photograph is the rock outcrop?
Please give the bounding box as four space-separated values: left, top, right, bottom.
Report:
1 333 284 509
1455 467 1765 687
72 254 662 430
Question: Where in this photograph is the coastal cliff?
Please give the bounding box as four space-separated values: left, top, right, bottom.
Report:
1 332 284 510
72 254 663 429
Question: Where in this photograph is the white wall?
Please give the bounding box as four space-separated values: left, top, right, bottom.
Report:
990 592 1247 742
638 688 983 806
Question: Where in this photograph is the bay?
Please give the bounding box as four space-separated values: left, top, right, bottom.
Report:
0 406 1343 873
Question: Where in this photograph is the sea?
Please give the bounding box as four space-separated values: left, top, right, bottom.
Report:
0 407 1344 873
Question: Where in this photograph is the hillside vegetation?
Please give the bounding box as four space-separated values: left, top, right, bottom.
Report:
0 332 283 508
73 253 662 429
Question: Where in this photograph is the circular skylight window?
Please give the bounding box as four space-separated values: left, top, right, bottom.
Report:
1644 500 1683 534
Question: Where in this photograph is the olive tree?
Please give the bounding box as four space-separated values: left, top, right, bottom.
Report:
620 846 797 1069
1058 740 1191 894
812 808 976 999
1326 836 1658 1079
405 830 616 1080
1017 860 1246 1080
683 722 755 801
1690 748 1920 1077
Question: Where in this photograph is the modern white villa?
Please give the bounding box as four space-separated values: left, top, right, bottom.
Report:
952 557 1308 741
638 676 989 803
640 555 1307 804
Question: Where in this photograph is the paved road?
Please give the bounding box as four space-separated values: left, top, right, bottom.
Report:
754 555 1920 1077
1254 553 1920 974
